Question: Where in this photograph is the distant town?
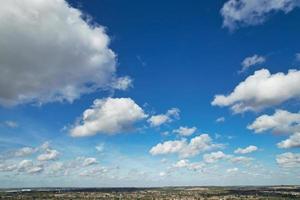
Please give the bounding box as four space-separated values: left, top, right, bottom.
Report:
1 186 300 199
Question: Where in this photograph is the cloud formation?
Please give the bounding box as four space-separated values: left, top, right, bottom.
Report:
70 98 147 137
149 134 222 158
173 126 197 136
212 69 300 113
276 152 300 168
0 0 121 106
221 0 300 30
79 157 98 167
111 76 133 90
37 149 59 161
18 160 43 174
234 145 258 154
147 108 180 127
15 147 36 157
172 159 204 171
203 151 230 163
277 132 300 148
226 167 239 173
248 110 300 134
240 55 266 73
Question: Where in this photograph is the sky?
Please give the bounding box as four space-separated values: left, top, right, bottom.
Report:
1 0 300 187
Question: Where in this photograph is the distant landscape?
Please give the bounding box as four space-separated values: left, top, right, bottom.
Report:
1 0 300 195
1 186 300 199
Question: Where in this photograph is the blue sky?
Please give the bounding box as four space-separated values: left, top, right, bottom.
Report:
1 0 300 187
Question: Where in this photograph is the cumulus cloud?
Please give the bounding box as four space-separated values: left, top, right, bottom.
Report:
248 109 300 134
0 149 111 177
111 76 133 90
149 140 186 155
149 134 222 158
159 172 167 177
203 151 230 163
172 159 204 171
203 151 253 164
230 156 253 164
226 167 239 173
240 55 266 73
10 142 57 159
173 126 197 136
221 0 300 30
15 147 36 157
0 163 18 172
46 162 65 176
276 152 300 167
173 159 190 168
234 145 258 154
79 167 109 177
82 157 98 167
0 0 124 106
277 132 300 148
70 97 147 137
212 69 300 113
147 108 180 127
37 149 59 161
18 160 43 174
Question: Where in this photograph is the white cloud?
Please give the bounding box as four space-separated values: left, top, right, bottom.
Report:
227 167 239 173
161 131 170 136
159 172 167 177
240 55 266 72
276 152 300 167
221 0 300 30
46 162 65 175
149 134 222 158
79 167 108 177
147 108 180 127
203 151 230 163
173 126 197 136
149 140 186 155
37 149 59 161
202 151 253 164
26 166 44 174
216 117 225 123
0 0 121 106
234 145 258 154
18 160 43 174
12 142 56 158
248 109 300 134
230 156 253 164
277 132 300 148
70 97 147 137
82 157 98 167
172 159 204 171
111 76 133 90
212 69 300 113
173 159 190 168
3 121 18 128
15 147 36 157
18 160 34 171
40 142 51 151
0 163 18 172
